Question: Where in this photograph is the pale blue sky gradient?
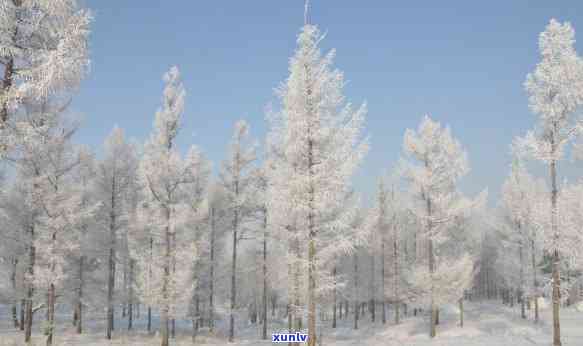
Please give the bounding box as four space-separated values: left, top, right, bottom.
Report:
75 1 583 203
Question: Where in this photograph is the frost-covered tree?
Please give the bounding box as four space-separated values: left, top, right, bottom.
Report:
401 115 485 338
0 0 92 155
94 126 138 339
6 100 96 345
515 19 583 346
132 66 209 346
218 119 257 342
498 155 546 322
67 147 100 334
266 19 368 345
0 173 30 330
204 182 228 333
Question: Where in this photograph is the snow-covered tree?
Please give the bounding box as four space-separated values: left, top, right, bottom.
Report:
0 0 92 155
401 115 485 338
7 100 97 345
94 126 138 339
515 19 583 346
266 19 368 345
67 147 100 334
498 155 546 322
132 66 209 346
218 119 257 342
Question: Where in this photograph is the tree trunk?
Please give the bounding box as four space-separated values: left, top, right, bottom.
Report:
147 238 153 333
11 257 19 329
20 299 25 331
519 224 526 319
24 224 35 344
209 206 215 332
429 237 437 338
381 237 386 324
128 259 134 331
106 185 117 340
307 146 317 346
459 298 464 328
370 251 375 323
262 208 268 340
354 253 359 330
550 157 561 346
271 294 277 317
532 239 539 323
76 255 84 334
287 303 293 346
147 306 152 333
229 207 239 343
426 186 436 338
161 207 171 346
393 215 400 325
191 318 198 343
171 231 177 339
46 283 55 346
0 54 14 124
332 266 337 328
47 230 57 345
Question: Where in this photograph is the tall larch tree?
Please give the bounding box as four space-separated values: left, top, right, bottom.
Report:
401 115 485 338
0 1 92 341
219 119 257 343
95 126 138 339
134 66 208 346
266 9 368 344
516 19 583 346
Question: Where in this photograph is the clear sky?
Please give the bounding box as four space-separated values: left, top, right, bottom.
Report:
74 1 583 204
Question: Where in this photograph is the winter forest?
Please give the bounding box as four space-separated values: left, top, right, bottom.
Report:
0 1 583 346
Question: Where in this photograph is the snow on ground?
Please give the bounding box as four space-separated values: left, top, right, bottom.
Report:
0 301 581 345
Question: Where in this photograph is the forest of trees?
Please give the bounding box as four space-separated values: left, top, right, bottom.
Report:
0 2 582 346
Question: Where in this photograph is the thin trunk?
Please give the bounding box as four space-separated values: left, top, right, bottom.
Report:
209 206 215 332
122 261 127 318
24 224 35 343
171 231 176 339
370 251 375 323
161 207 171 346
354 253 359 330
147 237 153 333
393 205 400 325
106 179 117 340
20 299 25 331
532 239 539 323
229 206 238 342
550 156 561 346
271 294 277 317
46 231 57 346
519 225 526 319
46 283 55 346
0 54 14 124
427 199 436 338
11 258 19 329
191 318 198 343
128 259 134 331
381 235 386 324
459 298 464 328
287 303 292 346
262 208 268 340
76 255 84 334
147 306 152 333
332 266 337 328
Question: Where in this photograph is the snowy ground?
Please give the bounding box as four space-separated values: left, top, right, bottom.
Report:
0 301 581 345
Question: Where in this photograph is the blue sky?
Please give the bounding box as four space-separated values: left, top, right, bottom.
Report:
75 1 583 204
